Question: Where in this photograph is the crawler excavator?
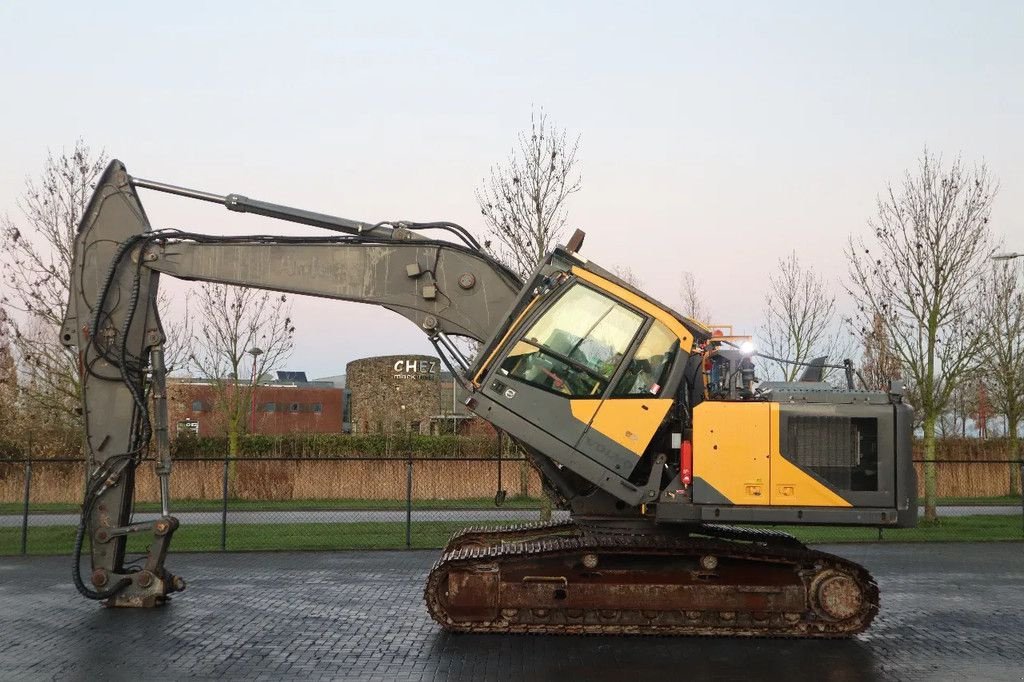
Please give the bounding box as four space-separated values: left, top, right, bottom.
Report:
63 161 916 637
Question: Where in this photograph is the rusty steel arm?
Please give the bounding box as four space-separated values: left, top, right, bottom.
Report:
61 160 520 606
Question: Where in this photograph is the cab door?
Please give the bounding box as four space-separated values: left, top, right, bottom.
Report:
575 320 679 477
482 280 647 474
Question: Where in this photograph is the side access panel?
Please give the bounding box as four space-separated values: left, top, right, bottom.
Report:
691 402 771 505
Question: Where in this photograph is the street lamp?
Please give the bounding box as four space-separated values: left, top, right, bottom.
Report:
992 252 1022 261
247 347 264 433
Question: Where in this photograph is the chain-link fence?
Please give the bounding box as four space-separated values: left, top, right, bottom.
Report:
2 456 1022 555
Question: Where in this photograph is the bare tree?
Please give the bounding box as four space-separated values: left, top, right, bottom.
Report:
158 289 195 376
475 108 582 280
0 306 18 453
187 284 295 465
859 312 903 391
939 382 976 438
678 271 712 323
760 252 844 381
848 150 996 521
476 110 579 524
980 259 1024 493
0 143 192 450
0 142 107 432
611 265 644 289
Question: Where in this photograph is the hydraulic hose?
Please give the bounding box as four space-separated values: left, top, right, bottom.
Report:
71 458 134 600
71 513 131 600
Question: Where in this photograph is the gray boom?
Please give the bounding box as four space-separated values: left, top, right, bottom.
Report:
142 240 515 341
61 160 520 606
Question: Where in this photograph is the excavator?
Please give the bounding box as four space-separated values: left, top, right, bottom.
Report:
62 160 916 637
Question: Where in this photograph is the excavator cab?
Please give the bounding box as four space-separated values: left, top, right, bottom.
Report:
471 258 697 489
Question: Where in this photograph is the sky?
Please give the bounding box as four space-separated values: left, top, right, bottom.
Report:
1 1 1021 379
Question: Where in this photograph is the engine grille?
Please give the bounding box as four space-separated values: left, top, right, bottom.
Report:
786 416 862 490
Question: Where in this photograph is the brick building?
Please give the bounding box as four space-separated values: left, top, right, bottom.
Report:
168 357 494 439
168 374 344 438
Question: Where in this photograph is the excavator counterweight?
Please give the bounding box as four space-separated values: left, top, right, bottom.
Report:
63 160 915 635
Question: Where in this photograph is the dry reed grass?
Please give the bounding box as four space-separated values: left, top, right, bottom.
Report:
914 461 1021 498
1 460 543 504
3 445 1020 504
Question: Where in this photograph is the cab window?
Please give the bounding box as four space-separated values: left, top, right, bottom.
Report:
499 283 643 396
612 320 679 397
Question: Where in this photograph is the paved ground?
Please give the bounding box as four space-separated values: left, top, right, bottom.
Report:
2 505 1019 527
2 544 1022 681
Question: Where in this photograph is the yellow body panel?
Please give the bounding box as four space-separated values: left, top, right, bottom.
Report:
694 402 853 507
588 398 673 456
571 267 694 354
769 404 851 507
693 402 772 505
569 399 601 426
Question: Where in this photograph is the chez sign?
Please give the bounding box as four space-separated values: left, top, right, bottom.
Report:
392 358 439 380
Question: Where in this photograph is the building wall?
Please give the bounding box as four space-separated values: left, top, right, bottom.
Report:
168 381 343 438
347 355 445 434
346 355 497 436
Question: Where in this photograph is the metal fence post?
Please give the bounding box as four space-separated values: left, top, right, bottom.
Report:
494 430 506 506
221 456 229 551
20 455 32 556
405 453 413 550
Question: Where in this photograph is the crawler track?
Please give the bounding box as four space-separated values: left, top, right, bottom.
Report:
425 521 878 637
443 519 581 552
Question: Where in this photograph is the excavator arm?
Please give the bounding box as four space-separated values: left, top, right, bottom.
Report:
62 160 522 606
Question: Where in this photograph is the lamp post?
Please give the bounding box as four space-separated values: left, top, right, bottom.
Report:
247 347 263 433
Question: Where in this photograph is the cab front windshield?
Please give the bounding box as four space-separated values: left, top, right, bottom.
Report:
499 283 644 396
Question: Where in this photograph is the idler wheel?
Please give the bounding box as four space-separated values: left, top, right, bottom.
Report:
811 571 864 621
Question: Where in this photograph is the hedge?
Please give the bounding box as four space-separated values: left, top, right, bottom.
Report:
169 432 508 459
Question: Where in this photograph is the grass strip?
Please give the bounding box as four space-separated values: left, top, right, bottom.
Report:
0 496 545 515
0 520 502 555
2 515 1021 556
